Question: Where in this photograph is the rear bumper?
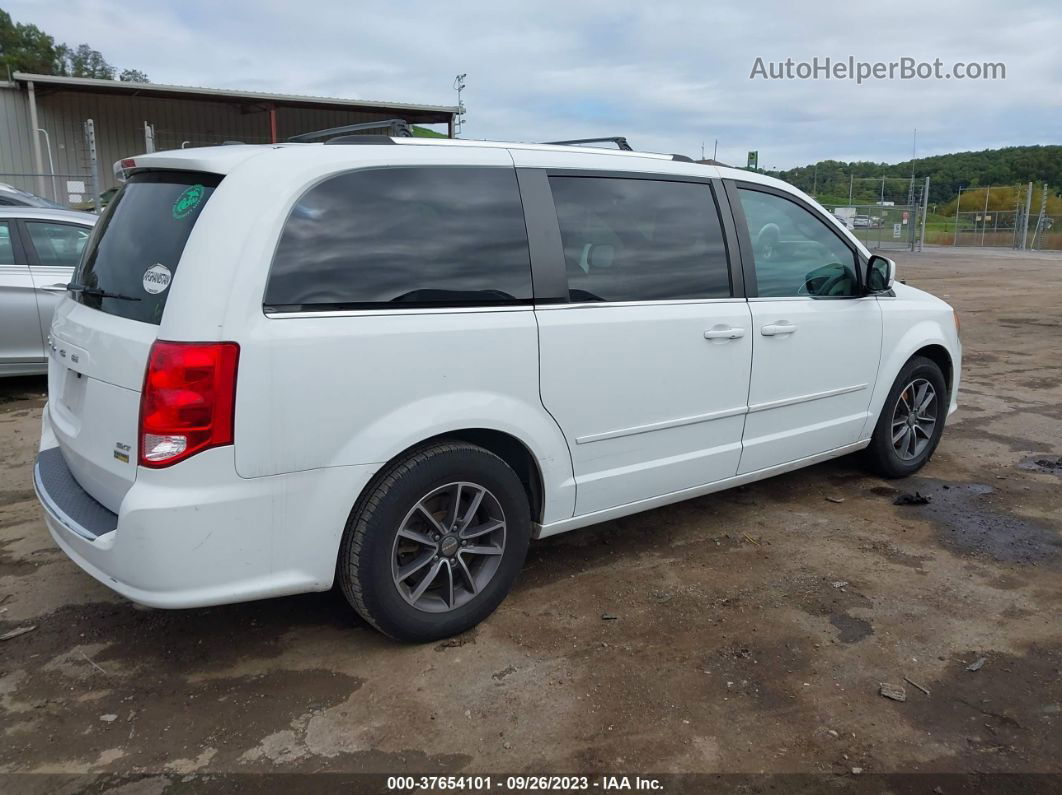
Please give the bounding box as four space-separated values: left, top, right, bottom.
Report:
36 406 378 609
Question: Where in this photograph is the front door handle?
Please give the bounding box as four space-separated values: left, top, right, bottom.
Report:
761 322 797 336
704 327 745 340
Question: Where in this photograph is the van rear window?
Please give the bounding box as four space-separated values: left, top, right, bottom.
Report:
264 167 532 311
74 171 220 325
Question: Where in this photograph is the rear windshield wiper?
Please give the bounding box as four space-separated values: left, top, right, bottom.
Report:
66 283 142 302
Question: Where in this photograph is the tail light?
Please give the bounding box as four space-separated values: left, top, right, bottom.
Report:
139 341 240 468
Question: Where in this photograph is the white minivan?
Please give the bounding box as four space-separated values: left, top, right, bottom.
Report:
35 133 960 641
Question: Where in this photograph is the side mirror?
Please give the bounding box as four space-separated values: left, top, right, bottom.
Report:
866 254 896 293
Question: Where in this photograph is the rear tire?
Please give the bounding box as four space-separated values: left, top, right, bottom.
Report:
865 356 948 478
337 441 530 643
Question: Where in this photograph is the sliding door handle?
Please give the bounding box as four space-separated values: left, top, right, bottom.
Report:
761 322 797 336
704 327 745 340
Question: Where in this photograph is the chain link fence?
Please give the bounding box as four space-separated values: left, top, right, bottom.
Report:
0 171 98 212
1 118 101 212
923 183 1059 250
821 177 927 252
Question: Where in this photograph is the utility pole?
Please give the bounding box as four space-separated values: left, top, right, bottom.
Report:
812 164 818 197
848 173 854 204
713 139 718 160
452 74 467 136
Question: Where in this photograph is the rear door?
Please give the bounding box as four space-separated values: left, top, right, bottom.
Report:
0 220 45 367
727 182 882 473
47 172 220 512
21 219 92 346
525 170 752 516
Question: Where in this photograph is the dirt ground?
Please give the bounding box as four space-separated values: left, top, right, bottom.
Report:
1 246 1060 788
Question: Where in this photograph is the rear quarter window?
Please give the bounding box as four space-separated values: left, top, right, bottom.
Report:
264 166 532 311
74 172 220 324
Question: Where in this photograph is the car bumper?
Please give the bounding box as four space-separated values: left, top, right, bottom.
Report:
35 407 378 609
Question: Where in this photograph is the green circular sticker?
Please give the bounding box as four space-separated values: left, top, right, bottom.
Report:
172 184 205 219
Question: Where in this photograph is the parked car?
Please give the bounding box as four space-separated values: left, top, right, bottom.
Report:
34 138 961 642
0 182 67 210
0 208 95 376
853 215 871 228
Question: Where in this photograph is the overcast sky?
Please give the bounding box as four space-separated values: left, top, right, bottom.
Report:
9 0 1061 168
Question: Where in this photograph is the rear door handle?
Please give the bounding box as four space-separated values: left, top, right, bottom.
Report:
761 322 797 336
41 283 68 292
704 327 745 340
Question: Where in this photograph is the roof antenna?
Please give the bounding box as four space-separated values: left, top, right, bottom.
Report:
453 73 467 137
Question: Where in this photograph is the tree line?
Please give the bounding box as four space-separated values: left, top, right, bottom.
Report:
1 9 149 82
765 145 1062 207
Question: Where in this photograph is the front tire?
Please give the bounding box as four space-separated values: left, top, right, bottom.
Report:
338 441 531 643
865 356 948 478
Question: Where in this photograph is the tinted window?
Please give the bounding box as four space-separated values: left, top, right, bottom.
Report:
26 222 90 267
548 177 730 302
265 167 532 310
0 222 13 263
738 189 859 298
75 172 219 324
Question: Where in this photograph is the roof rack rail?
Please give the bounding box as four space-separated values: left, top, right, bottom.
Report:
288 119 414 143
543 136 633 152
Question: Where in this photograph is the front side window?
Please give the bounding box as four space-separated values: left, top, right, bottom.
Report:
737 188 859 298
265 167 532 310
548 177 731 302
0 222 14 263
26 222 90 267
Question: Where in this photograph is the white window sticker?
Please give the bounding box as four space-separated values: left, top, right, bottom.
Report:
142 263 172 295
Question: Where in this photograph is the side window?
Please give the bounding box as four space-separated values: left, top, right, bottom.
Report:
0 222 14 263
265 167 532 310
737 189 859 298
25 222 90 268
548 177 731 302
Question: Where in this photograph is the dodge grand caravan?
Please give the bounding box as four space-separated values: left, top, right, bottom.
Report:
34 134 961 642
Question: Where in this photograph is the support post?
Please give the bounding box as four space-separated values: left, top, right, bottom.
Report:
448 114 455 139
919 177 930 252
269 105 278 144
954 187 963 246
980 186 991 246
84 119 100 214
27 81 46 195
1020 182 1033 249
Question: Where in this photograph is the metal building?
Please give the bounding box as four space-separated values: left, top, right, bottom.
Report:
1 72 458 208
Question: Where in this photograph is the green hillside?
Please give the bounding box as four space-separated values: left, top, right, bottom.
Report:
766 145 1062 205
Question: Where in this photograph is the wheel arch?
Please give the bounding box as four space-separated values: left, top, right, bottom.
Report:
911 343 953 397
355 428 549 527
863 318 959 439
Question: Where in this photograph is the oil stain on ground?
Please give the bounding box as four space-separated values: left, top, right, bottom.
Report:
894 478 1062 569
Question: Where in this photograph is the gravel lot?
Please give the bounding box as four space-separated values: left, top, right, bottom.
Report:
1 247 1059 787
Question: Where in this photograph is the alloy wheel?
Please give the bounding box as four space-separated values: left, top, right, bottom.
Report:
891 378 938 461
390 482 507 613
